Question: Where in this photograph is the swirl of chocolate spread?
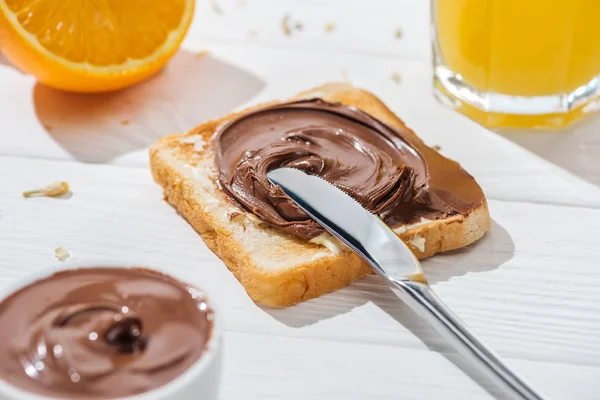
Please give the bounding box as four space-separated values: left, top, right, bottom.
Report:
0 268 213 399
214 99 485 240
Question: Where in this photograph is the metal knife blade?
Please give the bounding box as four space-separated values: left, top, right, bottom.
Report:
266 167 423 282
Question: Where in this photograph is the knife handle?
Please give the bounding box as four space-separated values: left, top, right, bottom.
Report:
388 279 546 400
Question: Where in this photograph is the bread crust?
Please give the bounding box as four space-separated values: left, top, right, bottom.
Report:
150 83 491 307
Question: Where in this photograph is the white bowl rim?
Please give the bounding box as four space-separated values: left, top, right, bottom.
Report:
0 259 222 400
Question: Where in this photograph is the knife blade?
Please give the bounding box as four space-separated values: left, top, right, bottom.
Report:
267 167 546 400
267 167 423 282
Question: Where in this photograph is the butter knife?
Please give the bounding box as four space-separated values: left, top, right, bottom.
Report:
267 167 546 400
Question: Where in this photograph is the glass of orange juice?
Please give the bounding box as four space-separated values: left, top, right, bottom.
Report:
432 0 600 129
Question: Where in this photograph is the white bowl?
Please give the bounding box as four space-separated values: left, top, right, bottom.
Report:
0 260 223 400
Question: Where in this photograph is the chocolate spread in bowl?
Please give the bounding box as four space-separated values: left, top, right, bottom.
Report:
214 99 485 240
0 267 213 399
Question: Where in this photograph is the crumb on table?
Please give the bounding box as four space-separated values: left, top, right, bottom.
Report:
282 15 292 36
54 247 70 262
23 181 70 198
282 15 304 36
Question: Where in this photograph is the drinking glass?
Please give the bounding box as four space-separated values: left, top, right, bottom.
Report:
432 0 600 129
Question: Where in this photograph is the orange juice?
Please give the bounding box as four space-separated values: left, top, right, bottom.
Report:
433 0 600 129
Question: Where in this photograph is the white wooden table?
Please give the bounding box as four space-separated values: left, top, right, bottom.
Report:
2 1 600 399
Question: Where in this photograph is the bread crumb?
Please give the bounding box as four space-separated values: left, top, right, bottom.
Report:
247 29 258 38
432 145 441 151
282 15 304 36
210 0 222 14
23 181 70 198
54 247 70 262
324 22 336 33
195 50 209 58
282 14 292 36
409 235 426 253
394 28 403 39
391 72 401 84
120 119 130 125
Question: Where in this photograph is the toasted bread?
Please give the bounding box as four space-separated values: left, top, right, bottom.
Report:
150 83 491 306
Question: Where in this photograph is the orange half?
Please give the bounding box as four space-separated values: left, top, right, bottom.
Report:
0 0 195 92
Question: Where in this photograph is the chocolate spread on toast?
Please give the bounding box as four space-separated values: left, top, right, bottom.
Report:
214 99 484 240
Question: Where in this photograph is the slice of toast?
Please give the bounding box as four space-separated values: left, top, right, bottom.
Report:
150 83 491 307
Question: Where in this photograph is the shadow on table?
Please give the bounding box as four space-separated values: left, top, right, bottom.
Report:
264 220 514 326
499 111 600 188
33 50 265 163
263 220 514 400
